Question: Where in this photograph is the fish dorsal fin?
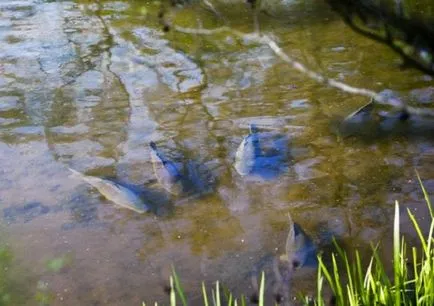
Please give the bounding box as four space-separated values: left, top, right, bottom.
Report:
149 141 158 151
249 124 258 134
150 142 180 177
249 124 261 157
345 98 375 121
150 142 165 161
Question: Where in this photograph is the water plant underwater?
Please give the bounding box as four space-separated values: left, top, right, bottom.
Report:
143 174 434 306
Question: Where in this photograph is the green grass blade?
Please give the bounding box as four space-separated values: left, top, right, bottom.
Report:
202 282 209 306
259 271 265 306
316 264 324 306
318 255 339 301
416 171 433 218
332 255 344 304
216 281 221 306
240 295 246 306
170 276 176 306
212 287 217 306
171 267 188 306
393 201 401 306
407 209 428 252
363 256 375 304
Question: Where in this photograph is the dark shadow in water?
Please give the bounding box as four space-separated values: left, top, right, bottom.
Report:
326 0 434 75
149 141 219 203
3 202 50 224
181 158 219 200
60 193 107 231
121 180 174 217
333 111 434 143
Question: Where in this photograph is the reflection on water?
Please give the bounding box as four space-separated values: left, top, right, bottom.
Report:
0 0 433 304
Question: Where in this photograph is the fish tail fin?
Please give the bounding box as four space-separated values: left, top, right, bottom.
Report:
68 168 96 186
68 167 84 178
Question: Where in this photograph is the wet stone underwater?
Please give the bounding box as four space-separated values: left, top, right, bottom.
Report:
0 0 434 304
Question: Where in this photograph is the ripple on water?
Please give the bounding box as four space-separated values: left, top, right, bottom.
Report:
3 126 45 143
0 118 20 126
10 125 44 136
54 139 104 155
0 0 433 304
49 124 89 135
131 27 205 92
3 201 50 224
0 96 20 111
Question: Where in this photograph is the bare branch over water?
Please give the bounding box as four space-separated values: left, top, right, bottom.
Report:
170 24 434 117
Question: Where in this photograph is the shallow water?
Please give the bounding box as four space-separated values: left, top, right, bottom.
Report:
0 0 433 304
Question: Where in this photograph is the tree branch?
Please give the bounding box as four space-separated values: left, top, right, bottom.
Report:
170 24 434 117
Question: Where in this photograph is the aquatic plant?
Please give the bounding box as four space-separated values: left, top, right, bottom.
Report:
144 176 433 305
143 268 262 306
313 174 434 306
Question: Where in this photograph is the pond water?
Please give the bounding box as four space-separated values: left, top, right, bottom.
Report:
0 0 434 304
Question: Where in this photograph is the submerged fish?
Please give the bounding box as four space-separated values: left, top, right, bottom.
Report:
234 124 261 176
149 142 184 196
251 214 317 305
68 168 148 214
280 214 318 271
338 98 381 137
343 98 376 124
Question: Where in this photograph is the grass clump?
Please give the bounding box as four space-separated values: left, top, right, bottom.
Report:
314 174 434 306
145 176 433 305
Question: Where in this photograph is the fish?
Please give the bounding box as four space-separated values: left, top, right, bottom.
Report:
149 142 184 196
234 124 261 176
339 98 381 137
343 98 375 124
280 214 318 271
68 168 148 214
251 214 317 305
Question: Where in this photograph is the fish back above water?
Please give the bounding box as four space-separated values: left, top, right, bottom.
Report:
68 168 147 214
234 124 260 176
282 214 318 269
339 99 381 137
149 142 184 195
250 214 318 305
249 123 259 134
344 99 376 124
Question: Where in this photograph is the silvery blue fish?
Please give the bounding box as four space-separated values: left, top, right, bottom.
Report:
149 142 184 196
234 124 261 176
343 98 375 125
251 214 317 305
339 98 381 137
69 168 148 214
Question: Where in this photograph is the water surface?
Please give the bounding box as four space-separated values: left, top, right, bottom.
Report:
0 0 433 304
